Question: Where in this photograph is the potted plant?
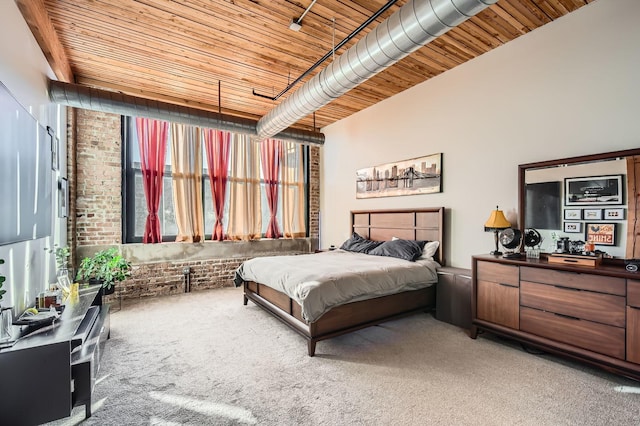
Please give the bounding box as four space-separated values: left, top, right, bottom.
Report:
75 248 132 295
46 245 71 279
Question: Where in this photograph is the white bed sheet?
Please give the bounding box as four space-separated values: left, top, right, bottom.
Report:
236 250 439 322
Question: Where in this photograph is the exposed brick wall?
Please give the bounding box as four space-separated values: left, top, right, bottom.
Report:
69 109 322 302
309 145 320 240
75 109 122 246
108 257 249 301
66 107 78 267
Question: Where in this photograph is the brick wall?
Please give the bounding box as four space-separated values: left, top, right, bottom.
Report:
69 109 321 302
120 257 249 299
74 109 122 246
309 145 320 240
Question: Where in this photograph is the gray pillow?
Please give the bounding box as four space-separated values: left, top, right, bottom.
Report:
340 233 382 253
369 239 426 261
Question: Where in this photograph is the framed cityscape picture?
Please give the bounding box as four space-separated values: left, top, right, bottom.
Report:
356 153 442 199
565 175 623 206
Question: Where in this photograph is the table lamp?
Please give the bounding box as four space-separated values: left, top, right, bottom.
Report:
485 205 511 255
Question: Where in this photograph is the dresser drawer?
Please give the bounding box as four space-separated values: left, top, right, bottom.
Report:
477 280 519 329
520 281 625 327
629 280 640 308
520 306 625 359
477 261 519 287
628 306 640 364
520 266 625 296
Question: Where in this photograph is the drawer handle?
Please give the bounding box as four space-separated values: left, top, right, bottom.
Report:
554 285 581 291
499 283 516 288
554 312 580 321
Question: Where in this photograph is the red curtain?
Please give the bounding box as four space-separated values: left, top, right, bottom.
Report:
135 117 168 243
260 139 283 239
203 129 231 240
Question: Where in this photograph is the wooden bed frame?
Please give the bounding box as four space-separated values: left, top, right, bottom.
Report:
242 207 445 356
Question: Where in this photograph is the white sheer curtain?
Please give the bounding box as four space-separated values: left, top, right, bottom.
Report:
170 123 204 242
227 134 262 240
281 141 306 238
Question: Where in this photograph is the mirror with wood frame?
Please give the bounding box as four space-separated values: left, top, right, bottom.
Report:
518 148 640 259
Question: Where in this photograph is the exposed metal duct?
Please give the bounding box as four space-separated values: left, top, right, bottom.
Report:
48 80 325 145
257 0 497 139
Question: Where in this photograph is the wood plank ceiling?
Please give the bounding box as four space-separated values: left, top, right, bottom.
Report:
18 0 593 133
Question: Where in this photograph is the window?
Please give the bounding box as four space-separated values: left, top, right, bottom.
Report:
122 117 309 243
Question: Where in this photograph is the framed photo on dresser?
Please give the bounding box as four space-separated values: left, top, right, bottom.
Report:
564 222 582 233
583 209 602 221
564 209 582 220
585 223 616 246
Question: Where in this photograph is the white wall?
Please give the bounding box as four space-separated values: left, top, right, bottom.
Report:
320 0 640 268
0 1 67 313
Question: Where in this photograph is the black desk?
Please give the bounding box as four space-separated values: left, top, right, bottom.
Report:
0 285 110 425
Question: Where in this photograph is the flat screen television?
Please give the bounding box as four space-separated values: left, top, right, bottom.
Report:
0 82 52 245
525 181 561 230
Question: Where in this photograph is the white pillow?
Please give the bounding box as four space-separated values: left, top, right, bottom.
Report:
419 240 439 260
391 237 439 260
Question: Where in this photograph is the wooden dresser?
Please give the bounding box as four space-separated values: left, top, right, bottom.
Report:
471 254 640 380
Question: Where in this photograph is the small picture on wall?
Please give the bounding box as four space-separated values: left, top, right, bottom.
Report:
564 222 582 233
564 209 582 220
583 209 602 221
58 177 68 218
585 223 616 246
604 208 625 220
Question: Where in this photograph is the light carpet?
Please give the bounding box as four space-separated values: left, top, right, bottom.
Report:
48 286 640 425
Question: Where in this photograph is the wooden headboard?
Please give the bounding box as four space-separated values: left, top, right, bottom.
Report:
350 207 445 266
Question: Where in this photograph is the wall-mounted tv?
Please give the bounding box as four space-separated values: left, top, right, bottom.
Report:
525 181 561 230
0 82 52 245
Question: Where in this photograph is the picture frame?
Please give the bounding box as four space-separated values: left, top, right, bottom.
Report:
583 208 602 221
564 175 623 206
58 177 68 218
564 222 582 233
563 209 582 220
48 126 58 171
603 208 625 220
585 223 616 246
356 153 442 199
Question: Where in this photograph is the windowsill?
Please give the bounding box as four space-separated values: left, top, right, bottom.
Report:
76 238 316 264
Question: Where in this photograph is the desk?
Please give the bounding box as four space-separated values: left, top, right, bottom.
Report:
0 285 109 425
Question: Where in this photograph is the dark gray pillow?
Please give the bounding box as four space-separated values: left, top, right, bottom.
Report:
368 239 426 261
340 233 382 253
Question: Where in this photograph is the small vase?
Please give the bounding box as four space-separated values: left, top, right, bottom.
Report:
0 307 13 342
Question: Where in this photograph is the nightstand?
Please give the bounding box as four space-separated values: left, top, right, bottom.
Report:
436 267 472 331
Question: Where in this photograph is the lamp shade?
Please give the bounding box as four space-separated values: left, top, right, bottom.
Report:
485 206 511 230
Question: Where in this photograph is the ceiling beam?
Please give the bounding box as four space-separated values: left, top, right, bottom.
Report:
16 0 74 83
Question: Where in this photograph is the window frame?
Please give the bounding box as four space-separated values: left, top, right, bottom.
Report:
121 116 310 243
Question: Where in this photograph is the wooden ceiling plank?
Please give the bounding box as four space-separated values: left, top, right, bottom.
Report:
17 0 74 82
35 0 589 128
499 0 550 29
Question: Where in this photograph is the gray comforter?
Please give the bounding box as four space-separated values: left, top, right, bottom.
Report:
235 250 439 322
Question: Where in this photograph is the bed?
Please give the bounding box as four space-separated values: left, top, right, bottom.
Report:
236 207 445 356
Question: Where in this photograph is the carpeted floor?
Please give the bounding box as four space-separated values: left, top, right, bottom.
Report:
48 286 640 426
